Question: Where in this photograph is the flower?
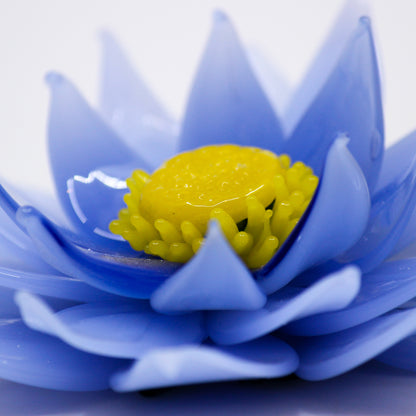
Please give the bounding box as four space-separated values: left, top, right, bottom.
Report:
1 6 416 393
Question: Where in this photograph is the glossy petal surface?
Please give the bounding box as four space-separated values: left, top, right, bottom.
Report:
151 222 266 312
17 293 205 359
111 336 298 391
286 259 416 335
285 17 383 192
178 11 283 153
259 138 370 294
0 319 128 391
99 32 177 168
207 266 360 345
294 309 416 381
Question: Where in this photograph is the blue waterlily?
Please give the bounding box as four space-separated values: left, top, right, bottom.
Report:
1 6 416 392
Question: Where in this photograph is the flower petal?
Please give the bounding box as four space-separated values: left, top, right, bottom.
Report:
284 17 383 192
377 334 416 372
258 138 370 294
294 309 416 381
0 319 129 391
178 11 284 153
99 32 178 168
15 206 177 298
16 293 205 359
285 259 416 336
111 336 298 391
46 72 149 252
151 221 266 313
207 266 360 345
338 157 416 273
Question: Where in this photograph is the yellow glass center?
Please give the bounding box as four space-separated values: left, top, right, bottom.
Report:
110 144 319 269
140 145 281 231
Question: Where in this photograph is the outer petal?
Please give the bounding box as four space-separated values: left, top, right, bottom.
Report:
178 11 284 153
151 222 266 313
207 266 360 345
99 32 178 168
284 17 383 192
46 72 148 253
285 259 416 335
111 337 298 391
377 334 416 372
293 309 416 381
16 293 205 359
0 319 129 391
258 138 370 294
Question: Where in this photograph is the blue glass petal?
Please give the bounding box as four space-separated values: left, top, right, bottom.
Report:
284 17 383 193
207 266 360 345
178 11 284 153
15 206 178 298
338 158 416 273
151 221 266 313
17 292 205 359
46 72 149 253
294 308 416 381
377 334 416 372
99 32 178 169
0 319 129 391
258 138 370 294
111 336 298 391
285 259 416 336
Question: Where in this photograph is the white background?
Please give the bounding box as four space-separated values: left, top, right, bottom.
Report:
0 0 416 191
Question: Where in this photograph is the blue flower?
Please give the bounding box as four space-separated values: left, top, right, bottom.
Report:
0 7 416 392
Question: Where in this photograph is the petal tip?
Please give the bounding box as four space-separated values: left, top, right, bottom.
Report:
45 71 65 88
212 9 230 24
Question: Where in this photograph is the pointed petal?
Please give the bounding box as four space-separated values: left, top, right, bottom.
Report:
151 222 266 313
0 319 128 391
207 266 360 345
99 32 178 168
258 138 370 294
15 205 177 299
339 157 416 273
111 336 298 391
17 293 205 359
178 11 284 153
285 17 383 193
294 309 416 381
46 72 148 252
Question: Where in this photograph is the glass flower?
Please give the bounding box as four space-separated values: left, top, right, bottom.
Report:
1 6 416 392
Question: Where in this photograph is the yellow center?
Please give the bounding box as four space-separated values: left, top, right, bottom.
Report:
110 144 318 269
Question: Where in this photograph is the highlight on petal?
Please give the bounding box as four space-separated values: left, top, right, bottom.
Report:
294 308 416 381
284 16 383 193
0 319 129 391
111 336 298 391
151 221 266 313
207 266 360 345
16 293 205 359
285 259 416 336
178 11 284 154
99 32 178 168
46 72 149 252
258 138 370 294
338 157 416 273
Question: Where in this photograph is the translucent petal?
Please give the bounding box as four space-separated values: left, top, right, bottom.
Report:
99 32 178 168
16 293 205 359
151 221 266 313
338 157 416 273
294 308 416 381
178 11 284 153
258 138 370 294
284 17 383 193
111 336 298 391
286 259 416 336
0 319 128 391
377 334 416 372
46 72 149 252
15 206 177 299
207 266 360 345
